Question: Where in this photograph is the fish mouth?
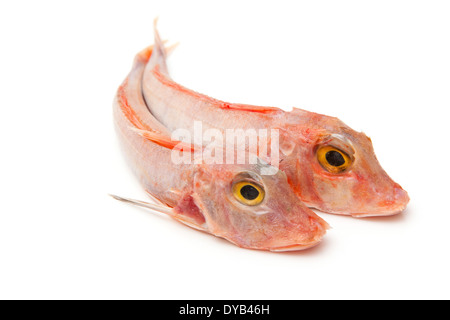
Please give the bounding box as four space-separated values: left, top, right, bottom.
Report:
269 238 324 252
352 186 410 218
351 204 408 218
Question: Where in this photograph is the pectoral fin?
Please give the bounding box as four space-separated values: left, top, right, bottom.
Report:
110 194 207 232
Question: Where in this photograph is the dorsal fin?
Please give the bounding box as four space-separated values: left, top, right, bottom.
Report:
131 127 197 152
151 66 282 114
146 20 283 115
219 102 281 113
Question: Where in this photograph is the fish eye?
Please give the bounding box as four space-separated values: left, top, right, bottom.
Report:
232 181 265 206
317 145 352 173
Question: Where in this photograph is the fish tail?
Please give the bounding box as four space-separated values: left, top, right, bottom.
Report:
147 18 171 77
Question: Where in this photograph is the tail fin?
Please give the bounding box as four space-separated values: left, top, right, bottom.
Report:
147 18 170 77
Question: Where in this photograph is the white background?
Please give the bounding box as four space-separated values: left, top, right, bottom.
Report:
1 0 449 299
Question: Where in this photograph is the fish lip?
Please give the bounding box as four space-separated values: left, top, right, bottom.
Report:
350 202 409 217
352 189 410 218
311 201 409 217
351 207 407 218
269 239 323 252
310 186 410 217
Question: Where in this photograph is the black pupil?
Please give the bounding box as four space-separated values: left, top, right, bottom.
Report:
240 185 259 200
325 150 345 167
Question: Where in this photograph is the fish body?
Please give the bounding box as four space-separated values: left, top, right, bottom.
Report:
113 46 329 251
141 25 409 217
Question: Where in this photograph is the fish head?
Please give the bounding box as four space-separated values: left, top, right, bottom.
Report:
191 160 329 251
285 110 409 217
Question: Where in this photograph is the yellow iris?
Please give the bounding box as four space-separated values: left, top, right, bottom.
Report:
232 181 265 206
317 145 352 173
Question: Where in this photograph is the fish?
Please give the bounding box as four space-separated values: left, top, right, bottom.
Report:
112 45 329 251
141 22 410 217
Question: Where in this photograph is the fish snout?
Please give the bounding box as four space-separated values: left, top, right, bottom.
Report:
269 208 329 252
296 213 330 247
351 181 410 217
391 184 410 211
367 183 410 217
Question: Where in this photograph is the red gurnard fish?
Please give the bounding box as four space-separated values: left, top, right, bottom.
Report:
112 46 329 251
141 23 409 217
